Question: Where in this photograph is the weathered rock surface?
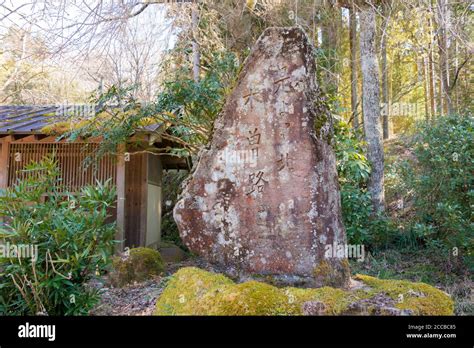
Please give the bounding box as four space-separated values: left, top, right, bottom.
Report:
174 27 349 287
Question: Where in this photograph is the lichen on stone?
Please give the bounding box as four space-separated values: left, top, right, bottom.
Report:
154 267 454 316
313 259 351 288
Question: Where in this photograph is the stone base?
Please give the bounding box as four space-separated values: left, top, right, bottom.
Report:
189 257 351 289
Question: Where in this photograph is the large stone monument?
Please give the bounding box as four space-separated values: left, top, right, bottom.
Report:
174 27 350 288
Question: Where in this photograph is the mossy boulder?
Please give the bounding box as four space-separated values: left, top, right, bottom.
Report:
353 274 454 315
110 247 165 287
154 267 454 316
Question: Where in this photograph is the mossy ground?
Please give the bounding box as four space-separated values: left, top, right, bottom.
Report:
154 266 454 316
349 248 472 315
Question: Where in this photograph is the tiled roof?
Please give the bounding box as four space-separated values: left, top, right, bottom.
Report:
0 105 162 134
0 105 60 133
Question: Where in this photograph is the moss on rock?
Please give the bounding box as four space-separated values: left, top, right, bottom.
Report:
111 247 165 287
154 267 454 316
200 281 293 315
354 274 454 316
313 259 351 288
154 267 233 315
284 286 357 315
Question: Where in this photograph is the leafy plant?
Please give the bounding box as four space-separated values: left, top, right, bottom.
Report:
65 51 239 159
403 114 473 259
0 156 117 315
334 120 396 247
153 50 239 149
161 170 189 249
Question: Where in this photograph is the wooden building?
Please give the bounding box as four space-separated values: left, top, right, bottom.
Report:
0 105 189 250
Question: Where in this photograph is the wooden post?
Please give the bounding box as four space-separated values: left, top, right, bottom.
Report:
0 136 13 224
116 143 126 252
140 154 148 247
0 136 13 189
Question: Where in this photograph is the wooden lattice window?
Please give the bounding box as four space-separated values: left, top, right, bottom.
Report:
8 143 117 192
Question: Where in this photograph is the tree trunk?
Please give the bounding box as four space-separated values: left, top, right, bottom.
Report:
349 2 359 129
359 2 385 213
438 68 444 115
381 2 390 139
428 1 437 117
422 56 431 120
436 0 452 115
453 39 458 112
321 4 342 97
428 40 437 117
191 4 200 83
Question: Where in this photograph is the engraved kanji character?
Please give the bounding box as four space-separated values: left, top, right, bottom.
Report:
246 170 267 195
247 128 261 146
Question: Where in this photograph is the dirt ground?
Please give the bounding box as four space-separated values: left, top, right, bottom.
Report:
90 257 217 316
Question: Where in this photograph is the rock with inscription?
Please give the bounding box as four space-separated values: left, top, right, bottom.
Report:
174 27 350 288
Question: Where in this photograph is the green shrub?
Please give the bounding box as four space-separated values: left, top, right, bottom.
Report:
0 156 117 315
334 120 396 247
110 247 165 287
401 114 474 259
161 170 189 249
391 115 417 135
153 51 239 147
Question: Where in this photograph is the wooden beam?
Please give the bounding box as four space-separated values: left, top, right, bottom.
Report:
35 134 49 141
161 155 190 170
12 134 39 143
0 135 13 189
128 133 149 143
115 143 126 252
11 134 34 142
38 136 59 143
0 134 15 143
